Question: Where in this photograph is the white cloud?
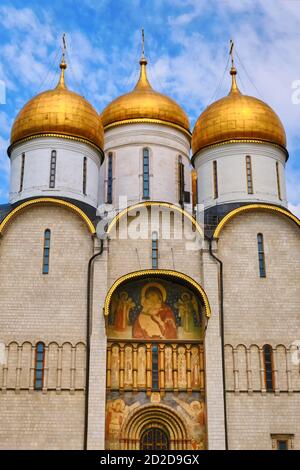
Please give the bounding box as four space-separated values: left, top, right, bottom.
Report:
0 135 9 175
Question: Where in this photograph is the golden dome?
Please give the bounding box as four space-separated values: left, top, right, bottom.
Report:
101 56 190 135
10 56 104 152
192 65 286 155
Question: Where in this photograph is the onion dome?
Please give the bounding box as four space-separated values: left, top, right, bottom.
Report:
10 55 104 152
192 63 286 156
101 55 190 135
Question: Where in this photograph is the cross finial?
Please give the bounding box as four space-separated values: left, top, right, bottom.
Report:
141 28 145 58
62 33 67 55
229 39 235 67
228 39 240 95
57 33 67 89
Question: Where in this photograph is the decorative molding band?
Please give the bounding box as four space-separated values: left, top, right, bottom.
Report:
0 198 96 235
192 139 288 165
8 133 104 162
107 201 203 236
104 118 192 138
103 269 211 318
213 203 300 238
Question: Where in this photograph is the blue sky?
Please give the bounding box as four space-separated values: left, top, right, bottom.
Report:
0 0 299 214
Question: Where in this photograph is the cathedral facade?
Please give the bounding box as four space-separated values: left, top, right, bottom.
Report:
0 48 299 451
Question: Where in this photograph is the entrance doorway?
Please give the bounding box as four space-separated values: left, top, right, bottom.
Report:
140 427 169 450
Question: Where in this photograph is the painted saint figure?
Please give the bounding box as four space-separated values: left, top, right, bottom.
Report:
133 283 177 339
164 347 173 388
191 347 200 388
113 291 135 331
175 292 200 333
105 399 125 449
124 346 133 386
106 399 139 449
137 346 146 387
174 396 206 450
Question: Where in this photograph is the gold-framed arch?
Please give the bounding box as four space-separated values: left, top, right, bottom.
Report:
0 198 96 235
106 201 204 238
213 203 300 239
120 403 190 450
103 269 211 319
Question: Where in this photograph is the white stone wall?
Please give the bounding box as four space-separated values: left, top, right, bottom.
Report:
0 204 94 449
9 137 102 207
227 394 300 450
194 143 287 209
107 207 203 284
217 209 300 449
0 204 93 342
0 392 85 450
103 123 192 208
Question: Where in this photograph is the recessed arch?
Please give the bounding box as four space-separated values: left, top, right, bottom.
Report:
104 269 211 319
107 201 204 237
120 403 190 450
0 198 96 235
213 204 300 239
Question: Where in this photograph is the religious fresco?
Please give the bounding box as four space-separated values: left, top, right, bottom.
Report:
105 391 206 450
105 277 207 450
107 342 204 392
107 278 204 340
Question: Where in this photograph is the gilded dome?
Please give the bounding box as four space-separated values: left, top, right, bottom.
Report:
10 57 104 151
192 66 286 156
101 57 190 134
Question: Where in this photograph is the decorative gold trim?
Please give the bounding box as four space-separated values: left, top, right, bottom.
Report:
103 269 211 318
104 118 191 138
0 198 96 235
107 201 203 236
213 204 300 239
8 133 104 161
191 139 288 164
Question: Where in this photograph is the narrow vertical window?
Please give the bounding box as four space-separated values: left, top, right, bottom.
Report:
152 344 159 390
19 153 25 192
213 160 218 199
143 148 150 199
277 440 288 450
246 155 253 194
276 162 281 200
191 169 198 210
151 231 158 269
43 229 51 275
49 150 57 188
34 342 45 390
83 157 87 195
263 344 274 392
178 156 185 206
271 434 293 450
107 152 113 204
257 233 266 278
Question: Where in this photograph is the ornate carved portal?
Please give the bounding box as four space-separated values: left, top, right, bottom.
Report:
105 276 208 450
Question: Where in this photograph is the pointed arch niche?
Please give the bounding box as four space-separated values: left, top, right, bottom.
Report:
103 270 210 450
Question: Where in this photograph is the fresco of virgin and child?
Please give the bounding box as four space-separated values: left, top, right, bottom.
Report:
108 278 203 340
